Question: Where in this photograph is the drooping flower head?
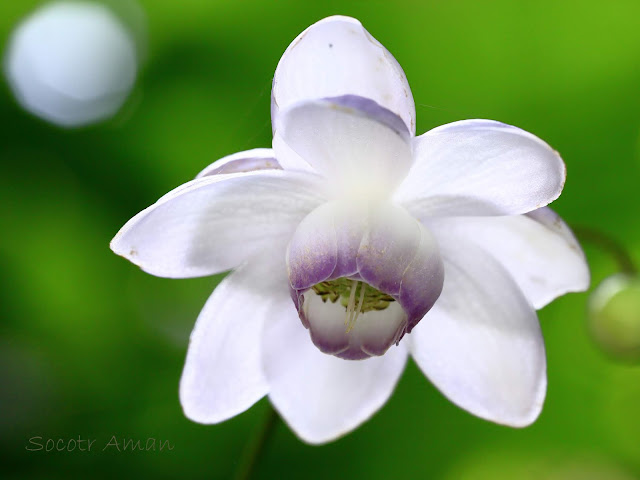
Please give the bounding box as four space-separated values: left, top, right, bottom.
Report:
111 16 589 443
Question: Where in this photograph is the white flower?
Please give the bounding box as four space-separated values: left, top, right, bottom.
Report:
4 1 138 127
111 16 589 444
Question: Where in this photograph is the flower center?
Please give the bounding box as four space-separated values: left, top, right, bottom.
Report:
310 278 395 332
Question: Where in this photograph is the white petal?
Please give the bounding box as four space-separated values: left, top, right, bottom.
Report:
196 148 280 178
272 16 415 135
262 294 408 444
410 238 547 426
425 207 590 309
275 97 412 200
272 131 317 173
395 120 566 217
111 170 327 278
180 255 289 423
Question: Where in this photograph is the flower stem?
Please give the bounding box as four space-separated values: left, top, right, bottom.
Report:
573 226 637 275
234 405 279 480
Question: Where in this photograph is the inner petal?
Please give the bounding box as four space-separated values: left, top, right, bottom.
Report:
301 280 407 360
286 201 444 360
274 96 413 202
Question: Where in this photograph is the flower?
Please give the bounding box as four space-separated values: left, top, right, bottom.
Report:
111 16 589 444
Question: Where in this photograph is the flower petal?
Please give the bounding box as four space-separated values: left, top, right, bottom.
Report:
425 207 590 309
287 202 442 359
262 294 408 444
272 131 317 173
111 170 327 278
286 202 339 291
196 148 281 178
394 120 566 217
357 203 441 298
180 254 289 423
271 16 415 135
286 200 373 290
300 290 408 359
275 97 412 199
410 237 547 426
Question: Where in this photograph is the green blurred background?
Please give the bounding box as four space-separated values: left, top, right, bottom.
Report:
1 0 640 478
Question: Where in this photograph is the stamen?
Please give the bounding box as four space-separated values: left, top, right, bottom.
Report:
311 277 396 333
353 282 366 324
346 280 362 332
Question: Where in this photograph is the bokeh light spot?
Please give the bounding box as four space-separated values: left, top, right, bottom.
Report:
4 1 139 127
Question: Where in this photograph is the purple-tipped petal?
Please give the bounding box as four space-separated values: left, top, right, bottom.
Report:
331 202 368 278
322 95 410 141
287 201 443 360
299 291 350 356
274 96 413 197
286 202 339 291
300 291 408 360
357 203 443 333
196 149 281 178
398 225 446 332
287 201 369 290
357 203 423 296
271 16 415 136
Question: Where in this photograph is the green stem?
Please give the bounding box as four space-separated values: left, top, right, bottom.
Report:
234 405 279 480
572 226 637 275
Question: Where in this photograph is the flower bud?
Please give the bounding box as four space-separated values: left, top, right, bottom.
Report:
588 274 640 363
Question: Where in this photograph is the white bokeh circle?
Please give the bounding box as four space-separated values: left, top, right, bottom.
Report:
4 1 138 127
